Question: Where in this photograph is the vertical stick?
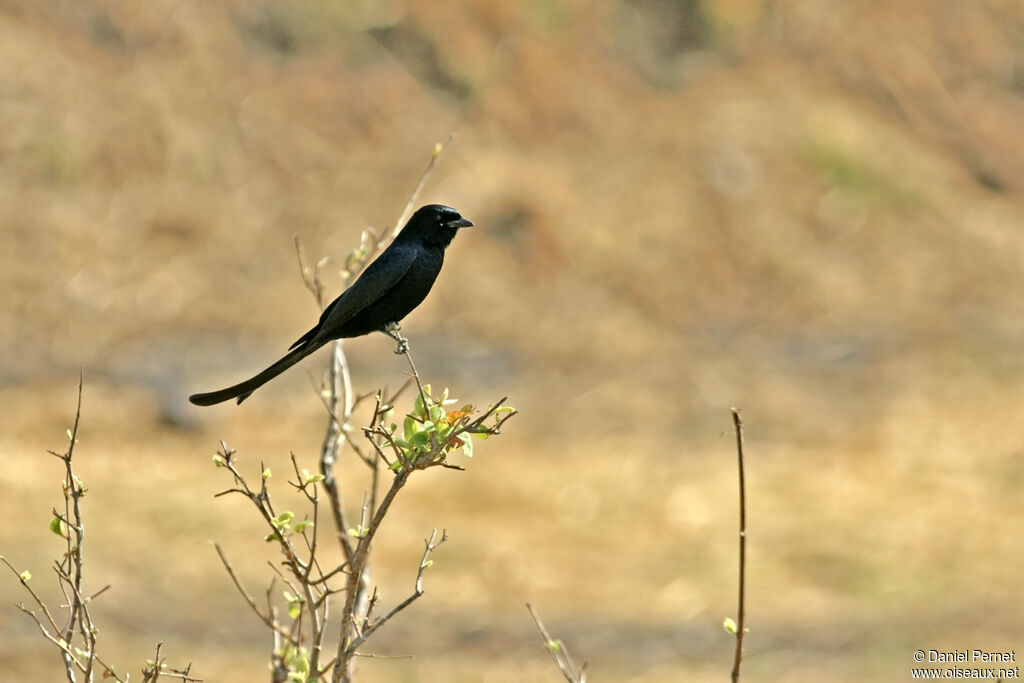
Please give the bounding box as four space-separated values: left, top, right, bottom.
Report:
730 408 747 683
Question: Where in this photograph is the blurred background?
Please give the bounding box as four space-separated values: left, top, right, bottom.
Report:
2 0 1023 680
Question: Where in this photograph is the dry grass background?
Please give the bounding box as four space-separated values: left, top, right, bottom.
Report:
2 0 1023 680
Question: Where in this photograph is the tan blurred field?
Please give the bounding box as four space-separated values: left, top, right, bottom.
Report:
2 1 1023 681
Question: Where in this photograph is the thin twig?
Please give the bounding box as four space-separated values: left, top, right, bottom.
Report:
397 341 429 411
142 641 200 682
336 469 411 660
214 543 293 641
6 377 197 682
60 372 89 681
295 234 356 563
1 556 62 635
319 343 357 564
730 408 748 683
293 236 328 308
526 603 587 683
388 133 455 242
345 529 448 654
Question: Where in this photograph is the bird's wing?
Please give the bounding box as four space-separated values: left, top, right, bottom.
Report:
289 241 418 349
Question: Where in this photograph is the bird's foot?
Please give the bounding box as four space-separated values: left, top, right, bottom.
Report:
384 322 409 355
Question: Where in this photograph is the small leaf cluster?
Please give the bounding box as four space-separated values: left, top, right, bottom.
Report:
276 644 310 683
386 385 474 469
373 385 514 472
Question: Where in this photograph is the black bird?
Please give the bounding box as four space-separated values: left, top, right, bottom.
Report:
189 204 473 406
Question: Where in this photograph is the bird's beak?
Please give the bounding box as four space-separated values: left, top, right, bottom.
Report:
448 217 474 229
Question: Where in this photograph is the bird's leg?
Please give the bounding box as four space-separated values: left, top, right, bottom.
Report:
383 322 409 355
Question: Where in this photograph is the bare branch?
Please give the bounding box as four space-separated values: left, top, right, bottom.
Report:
1 556 63 634
142 641 201 682
527 603 587 683
293 235 329 308
6 377 195 682
11 601 85 676
319 340 357 564
345 529 448 654
214 543 293 641
729 408 749 683
388 133 456 242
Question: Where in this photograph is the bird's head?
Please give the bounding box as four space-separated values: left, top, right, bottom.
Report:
403 204 473 247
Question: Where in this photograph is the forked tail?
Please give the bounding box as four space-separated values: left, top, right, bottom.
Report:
188 341 321 406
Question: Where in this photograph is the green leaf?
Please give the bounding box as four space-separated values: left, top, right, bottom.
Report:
49 516 67 538
19 570 31 582
436 424 453 442
403 415 419 441
286 593 304 619
295 520 314 532
723 617 738 634
262 468 272 480
413 386 431 418
272 511 295 529
462 434 473 458
301 469 324 484
212 454 225 468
